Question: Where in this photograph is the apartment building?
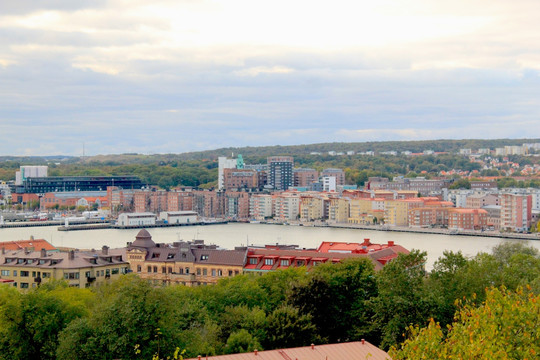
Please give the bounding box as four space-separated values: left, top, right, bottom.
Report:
249 194 273 220
299 195 325 222
267 156 294 190
327 197 350 223
273 192 300 220
293 168 319 187
448 208 488 230
0 246 128 290
500 193 532 232
126 229 245 286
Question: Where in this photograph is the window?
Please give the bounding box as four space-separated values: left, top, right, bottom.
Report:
42 272 49 278
112 268 119 275
249 258 258 265
153 266 157 273
228 270 233 276
185 267 189 274
167 253 174 259
85 271 91 278
1 270 9 276
203 268 207 276
64 272 79 280
17 259 25 264
280 259 290 266
147 266 152 273
137 265 141 272
200 255 209 260
27 259 34 264
218 270 222 277
196 268 201 275
13 270 17 277
162 267 166 274
211 269 216 276
20 283 29 289
13 282 17 287
168 267 173 274
264 258 274 266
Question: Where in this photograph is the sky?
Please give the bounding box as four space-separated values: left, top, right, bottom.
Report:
1 0 539 156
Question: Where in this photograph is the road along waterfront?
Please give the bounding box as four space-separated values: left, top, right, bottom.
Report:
1 223 539 271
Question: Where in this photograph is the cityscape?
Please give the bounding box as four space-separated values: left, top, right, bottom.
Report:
1 1 540 359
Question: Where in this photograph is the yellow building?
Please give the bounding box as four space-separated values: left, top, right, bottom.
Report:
328 197 350 223
126 229 246 286
299 195 325 222
0 246 128 290
348 198 383 224
384 200 410 226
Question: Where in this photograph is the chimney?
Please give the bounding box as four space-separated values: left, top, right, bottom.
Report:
69 250 75 260
361 339 365 345
30 235 34 240
102 246 109 255
363 238 370 246
311 344 315 350
1 247 4 255
197 356 201 360
388 240 395 247
41 248 47 258
254 350 258 356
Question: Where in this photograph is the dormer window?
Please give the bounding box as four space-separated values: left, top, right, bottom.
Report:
17 259 25 264
167 253 174 259
200 255 209 260
27 259 34 264
152 253 159 258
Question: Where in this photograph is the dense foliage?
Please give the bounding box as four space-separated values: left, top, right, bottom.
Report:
2 139 539 189
0 242 537 359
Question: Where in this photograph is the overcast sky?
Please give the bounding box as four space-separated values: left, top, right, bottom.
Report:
1 0 539 156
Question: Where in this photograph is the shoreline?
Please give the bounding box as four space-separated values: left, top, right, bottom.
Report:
1 219 538 241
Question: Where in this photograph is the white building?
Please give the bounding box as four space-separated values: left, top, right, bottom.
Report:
249 194 273 220
273 193 300 221
159 211 198 224
15 166 48 185
322 176 337 192
218 157 237 190
117 212 156 226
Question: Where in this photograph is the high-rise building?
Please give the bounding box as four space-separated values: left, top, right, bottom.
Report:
267 156 293 190
218 157 238 190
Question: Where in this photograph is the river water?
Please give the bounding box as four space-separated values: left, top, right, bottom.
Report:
1 224 539 270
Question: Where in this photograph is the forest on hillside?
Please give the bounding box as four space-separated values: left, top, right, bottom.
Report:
0 242 538 360
1 138 540 189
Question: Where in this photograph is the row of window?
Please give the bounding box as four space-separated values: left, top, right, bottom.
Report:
1 270 51 278
136 265 240 278
5 259 59 265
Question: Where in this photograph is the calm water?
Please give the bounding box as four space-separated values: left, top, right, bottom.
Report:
1 224 539 270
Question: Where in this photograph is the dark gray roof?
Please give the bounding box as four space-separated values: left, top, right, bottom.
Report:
130 229 156 249
192 248 246 266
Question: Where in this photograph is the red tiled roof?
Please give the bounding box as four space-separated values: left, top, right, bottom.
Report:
185 341 391 360
0 239 56 251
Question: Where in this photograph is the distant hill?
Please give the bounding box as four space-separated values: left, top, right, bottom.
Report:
83 138 539 164
1 139 539 165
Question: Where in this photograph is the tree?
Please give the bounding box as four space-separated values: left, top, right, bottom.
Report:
0 285 86 360
369 250 435 349
391 287 540 360
264 305 316 349
288 258 378 343
224 329 262 354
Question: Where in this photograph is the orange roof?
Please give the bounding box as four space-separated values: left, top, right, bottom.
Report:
186 341 391 360
0 239 56 251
